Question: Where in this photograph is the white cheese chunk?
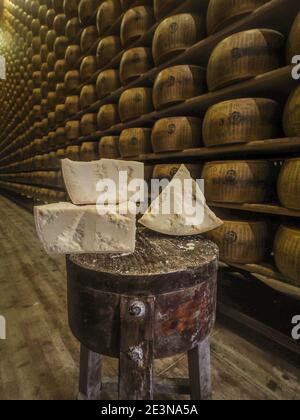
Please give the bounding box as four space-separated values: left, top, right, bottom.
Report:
61 158 144 205
35 202 136 255
139 165 223 236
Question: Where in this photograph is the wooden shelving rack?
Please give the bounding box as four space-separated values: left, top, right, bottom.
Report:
0 0 299 356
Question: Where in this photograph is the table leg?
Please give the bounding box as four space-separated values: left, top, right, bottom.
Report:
119 296 154 400
79 344 102 400
188 339 212 400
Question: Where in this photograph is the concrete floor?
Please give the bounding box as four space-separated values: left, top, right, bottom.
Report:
0 195 299 400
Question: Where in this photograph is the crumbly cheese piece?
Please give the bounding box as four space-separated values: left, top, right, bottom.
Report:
139 165 223 236
35 202 136 255
61 158 144 205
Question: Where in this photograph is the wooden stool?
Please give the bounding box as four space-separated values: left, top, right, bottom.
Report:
66 230 219 400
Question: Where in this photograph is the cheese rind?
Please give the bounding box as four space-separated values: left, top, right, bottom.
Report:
35 202 136 255
61 158 144 205
139 165 223 236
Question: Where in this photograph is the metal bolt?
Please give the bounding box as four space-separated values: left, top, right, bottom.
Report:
129 301 146 318
128 346 144 363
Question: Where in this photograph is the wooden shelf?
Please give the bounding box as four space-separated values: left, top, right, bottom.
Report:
220 261 300 300
1 0 299 152
221 261 285 282
0 64 297 162
134 136 300 162
209 202 300 219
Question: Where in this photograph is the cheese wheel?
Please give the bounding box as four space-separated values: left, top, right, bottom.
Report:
47 92 57 110
66 145 81 161
56 127 66 146
120 0 152 11
206 218 269 264
54 59 66 82
207 0 270 35
120 47 153 85
40 45 48 63
40 26 48 44
153 0 182 20
55 104 66 123
64 0 79 19
64 70 80 92
54 36 69 59
119 87 153 122
56 83 66 104
153 164 202 181
80 84 97 109
32 54 42 70
48 112 56 127
286 11 300 62
96 0 122 36
46 29 56 52
153 65 206 110
47 52 57 70
78 0 99 25
66 18 82 43
31 19 40 36
119 128 152 157
120 6 155 47
207 29 284 91
65 44 82 69
80 25 98 53
80 141 99 161
96 35 122 68
277 158 300 210
32 71 42 87
53 0 65 13
202 160 275 203
65 95 80 116
203 98 280 147
283 86 300 137
274 225 300 287
53 14 67 36
96 69 120 99
65 120 80 141
80 55 97 81
152 117 202 153
32 36 42 53
97 103 120 130
153 14 206 65
99 136 120 158
80 113 97 135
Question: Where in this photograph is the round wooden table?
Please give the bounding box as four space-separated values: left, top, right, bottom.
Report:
67 229 219 400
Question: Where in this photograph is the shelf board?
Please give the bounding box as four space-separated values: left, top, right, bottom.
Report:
1 0 299 152
220 261 300 300
221 261 286 282
209 202 300 219
133 137 300 162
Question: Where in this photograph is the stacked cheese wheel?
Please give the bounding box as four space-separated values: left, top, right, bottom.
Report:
0 0 299 294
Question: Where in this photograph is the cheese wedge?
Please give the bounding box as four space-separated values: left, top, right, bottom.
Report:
139 165 223 236
61 158 145 205
35 202 136 255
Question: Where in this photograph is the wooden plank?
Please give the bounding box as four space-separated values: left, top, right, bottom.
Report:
119 296 155 400
79 345 102 401
209 202 300 219
188 340 212 400
101 377 191 396
218 303 300 359
223 262 287 283
135 136 300 162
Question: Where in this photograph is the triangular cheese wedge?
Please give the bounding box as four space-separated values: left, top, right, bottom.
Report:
139 165 223 236
35 202 136 255
61 158 144 205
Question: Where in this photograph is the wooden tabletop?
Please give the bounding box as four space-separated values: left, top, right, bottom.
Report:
67 229 219 294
